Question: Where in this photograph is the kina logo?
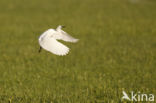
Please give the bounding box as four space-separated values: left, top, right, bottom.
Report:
121 91 154 102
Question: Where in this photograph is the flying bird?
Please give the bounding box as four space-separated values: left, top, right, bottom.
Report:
38 25 78 56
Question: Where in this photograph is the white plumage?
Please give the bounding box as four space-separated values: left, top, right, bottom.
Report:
38 25 78 56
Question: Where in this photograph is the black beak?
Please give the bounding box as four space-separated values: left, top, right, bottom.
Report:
62 25 66 28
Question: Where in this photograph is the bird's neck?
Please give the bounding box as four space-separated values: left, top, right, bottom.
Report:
56 26 62 31
56 28 62 32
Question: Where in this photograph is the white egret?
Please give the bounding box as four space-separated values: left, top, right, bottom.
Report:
38 25 79 56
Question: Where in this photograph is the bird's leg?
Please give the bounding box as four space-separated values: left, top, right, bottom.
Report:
38 46 42 53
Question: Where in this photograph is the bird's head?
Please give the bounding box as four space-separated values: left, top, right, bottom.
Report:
61 25 65 28
56 25 65 31
59 25 65 28
58 25 65 29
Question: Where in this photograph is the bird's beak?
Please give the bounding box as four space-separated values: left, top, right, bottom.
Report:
62 25 66 28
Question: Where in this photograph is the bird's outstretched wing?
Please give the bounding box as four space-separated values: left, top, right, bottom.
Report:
57 29 79 43
39 36 69 56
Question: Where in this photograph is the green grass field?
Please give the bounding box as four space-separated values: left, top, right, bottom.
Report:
0 0 156 102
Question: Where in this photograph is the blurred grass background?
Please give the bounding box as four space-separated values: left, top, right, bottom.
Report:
0 0 156 102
